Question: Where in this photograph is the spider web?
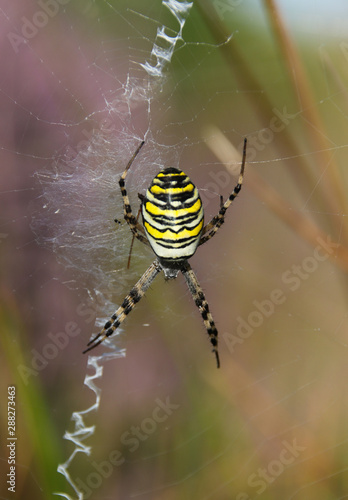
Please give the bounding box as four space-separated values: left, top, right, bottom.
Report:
1 1 348 499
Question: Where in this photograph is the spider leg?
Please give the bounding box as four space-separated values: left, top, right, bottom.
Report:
181 262 220 368
199 137 247 246
119 140 150 246
127 206 142 269
83 260 162 354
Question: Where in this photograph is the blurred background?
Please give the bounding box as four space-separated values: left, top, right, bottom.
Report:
2 0 348 499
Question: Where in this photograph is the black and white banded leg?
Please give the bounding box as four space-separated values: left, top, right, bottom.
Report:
84 260 162 353
199 137 247 246
181 262 220 368
118 140 150 247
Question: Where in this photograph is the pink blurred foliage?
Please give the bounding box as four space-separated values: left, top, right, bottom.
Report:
0 2 125 353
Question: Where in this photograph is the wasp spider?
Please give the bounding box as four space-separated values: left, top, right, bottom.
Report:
84 139 247 367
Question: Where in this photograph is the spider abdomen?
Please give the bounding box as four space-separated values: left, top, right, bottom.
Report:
142 167 204 262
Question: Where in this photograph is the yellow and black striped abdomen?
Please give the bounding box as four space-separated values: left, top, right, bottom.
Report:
142 167 204 262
